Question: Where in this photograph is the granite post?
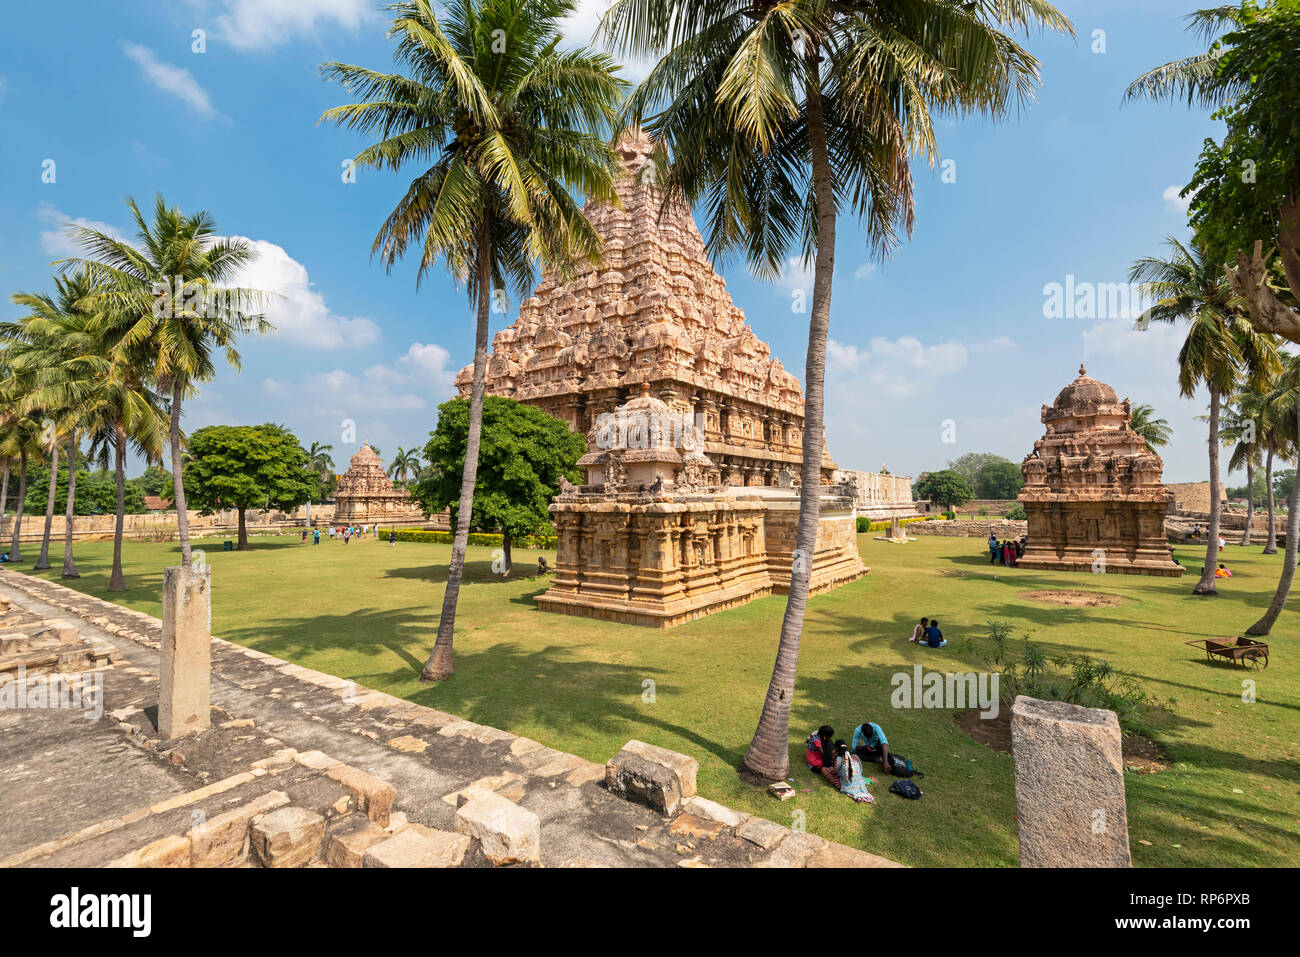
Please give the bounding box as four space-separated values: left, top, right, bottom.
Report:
158 564 212 739
1010 695 1131 867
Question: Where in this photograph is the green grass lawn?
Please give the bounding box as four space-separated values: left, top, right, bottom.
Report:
17 531 1298 867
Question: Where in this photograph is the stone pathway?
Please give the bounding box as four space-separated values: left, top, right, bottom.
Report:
0 568 899 869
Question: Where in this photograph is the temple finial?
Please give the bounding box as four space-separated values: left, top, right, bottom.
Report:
1079 363 1087 376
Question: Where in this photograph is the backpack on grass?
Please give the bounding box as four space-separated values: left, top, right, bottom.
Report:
889 779 923 799
887 754 922 778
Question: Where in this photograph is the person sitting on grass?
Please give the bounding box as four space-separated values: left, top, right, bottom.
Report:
922 618 946 648
909 617 929 643
806 725 838 786
1215 562 1233 579
833 741 874 804
851 720 890 771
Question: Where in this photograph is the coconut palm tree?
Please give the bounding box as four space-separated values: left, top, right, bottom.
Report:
60 195 271 566
0 410 42 563
1129 403 1173 452
305 440 335 525
1219 392 1266 546
387 447 421 486
320 0 625 681
603 0 1073 781
1132 235 1280 594
1257 379 1295 554
1247 352 1300 634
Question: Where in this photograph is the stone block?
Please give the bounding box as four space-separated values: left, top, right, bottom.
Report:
605 740 698 815
189 790 289 867
363 826 472 868
322 814 390 868
454 792 540 866
249 806 325 868
158 565 212 740
1011 695 1131 867
324 764 398 827
109 834 192 869
683 796 746 828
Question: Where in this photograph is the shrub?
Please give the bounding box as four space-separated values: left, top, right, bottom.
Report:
386 528 556 548
968 620 1169 735
1004 503 1027 520
857 516 937 533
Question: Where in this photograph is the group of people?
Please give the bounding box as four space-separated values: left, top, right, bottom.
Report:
908 617 946 648
301 523 397 547
805 721 892 804
1188 524 1227 551
988 533 1027 567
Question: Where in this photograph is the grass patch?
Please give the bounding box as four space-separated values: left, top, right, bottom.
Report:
17 531 1299 867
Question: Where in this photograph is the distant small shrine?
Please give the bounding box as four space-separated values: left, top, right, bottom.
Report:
332 443 424 522
1016 366 1182 577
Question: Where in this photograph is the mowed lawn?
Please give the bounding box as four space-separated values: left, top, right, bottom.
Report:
17 531 1299 868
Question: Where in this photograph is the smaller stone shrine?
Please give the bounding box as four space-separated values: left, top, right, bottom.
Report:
332 443 425 523
538 388 865 627
1017 366 1182 577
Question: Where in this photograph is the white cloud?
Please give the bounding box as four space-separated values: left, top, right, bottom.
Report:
36 205 123 260
561 1 658 82
214 0 375 51
774 256 813 293
228 238 381 349
826 335 984 398
854 263 877 280
1162 183 1194 214
123 42 216 117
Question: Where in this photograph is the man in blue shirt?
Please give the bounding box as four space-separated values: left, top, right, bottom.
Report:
923 619 946 648
851 721 890 770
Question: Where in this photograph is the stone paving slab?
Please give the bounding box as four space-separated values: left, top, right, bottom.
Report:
0 568 899 868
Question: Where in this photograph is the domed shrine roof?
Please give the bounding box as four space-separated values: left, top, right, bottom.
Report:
1052 365 1121 412
348 443 384 472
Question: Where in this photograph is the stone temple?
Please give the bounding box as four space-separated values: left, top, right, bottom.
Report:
332 443 424 523
1017 367 1182 577
537 387 864 627
456 128 836 488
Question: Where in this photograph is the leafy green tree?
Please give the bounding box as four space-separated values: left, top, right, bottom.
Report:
1127 2 1300 343
975 460 1024 500
1129 403 1173 452
915 470 975 511
603 0 1072 783
413 397 583 574
948 452 1012 487
321 0 624 682
1132 235 1281 594
1248 354 1300 634
182 424 315 550
65 195 271 567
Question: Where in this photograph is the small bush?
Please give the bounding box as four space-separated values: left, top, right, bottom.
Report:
857 516 937 533
385 528 556 548
1003 503 1027 520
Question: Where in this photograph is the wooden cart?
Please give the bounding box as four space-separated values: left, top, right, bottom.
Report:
1185 636 1270 669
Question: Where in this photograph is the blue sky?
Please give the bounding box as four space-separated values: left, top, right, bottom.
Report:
0 0 1234 482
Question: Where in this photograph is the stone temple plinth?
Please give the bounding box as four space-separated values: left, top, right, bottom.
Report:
333 443 424 523
1016 366 1182 577
537 391 865 628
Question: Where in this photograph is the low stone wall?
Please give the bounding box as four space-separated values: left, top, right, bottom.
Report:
907 519 1028 538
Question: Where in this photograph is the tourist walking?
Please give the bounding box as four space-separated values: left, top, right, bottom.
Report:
388 529 396 547
313 528 320 545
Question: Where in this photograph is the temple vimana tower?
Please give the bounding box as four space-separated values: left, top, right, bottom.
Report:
1017 366 1182 577
456 129 836 488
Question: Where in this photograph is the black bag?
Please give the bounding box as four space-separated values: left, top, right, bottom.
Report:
887 753 922 778
889 779 923 799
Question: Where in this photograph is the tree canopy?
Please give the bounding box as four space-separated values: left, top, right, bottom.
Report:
182 424 315 549
975 460 1025 500
915 469 975 510
412 397 584 572
947 452 1013 487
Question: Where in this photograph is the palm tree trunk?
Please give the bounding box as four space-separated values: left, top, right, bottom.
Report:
10 449 27 562
109 423 128 591
741 51 835 782
0 458 9 545
1247 399 1300 634
422 215 493 682
169 380 192 565
1264 447 1277 554
35 438 59 570
1240 460 1255 547
1194 389 1222 595
61 431 79 578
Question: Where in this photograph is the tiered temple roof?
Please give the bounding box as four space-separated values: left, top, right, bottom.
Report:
456 129 834 487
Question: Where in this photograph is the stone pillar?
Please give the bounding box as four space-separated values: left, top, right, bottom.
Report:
1010 695 1131 867
159 564 212 740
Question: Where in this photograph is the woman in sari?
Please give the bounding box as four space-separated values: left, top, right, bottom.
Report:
834 741 874 803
